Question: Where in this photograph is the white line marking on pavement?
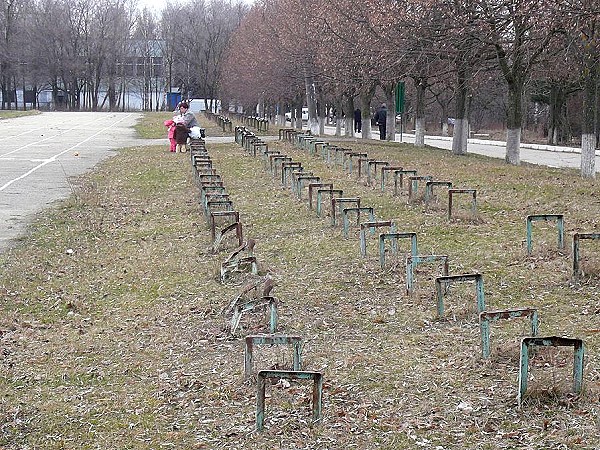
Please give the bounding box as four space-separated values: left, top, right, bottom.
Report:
0 114 134 192
0 115 110 159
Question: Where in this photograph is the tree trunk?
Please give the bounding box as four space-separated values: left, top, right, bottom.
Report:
276 101 285 126
452 67 469 155
360 84 377 140
383 83 395 141
344 94 354 138
334 96 343 137
414 77 426 147
295 102 303 130
505 81 524 165
581 61 598 179
304 71 319 135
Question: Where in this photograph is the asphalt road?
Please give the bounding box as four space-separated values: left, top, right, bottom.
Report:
323 126 600 170
0 112 149 253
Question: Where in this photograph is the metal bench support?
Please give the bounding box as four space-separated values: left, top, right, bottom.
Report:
526 214 564 255
244 334 302 379
479 308 538 359
256 370 323 431
518 336 584 406
434 273 485 318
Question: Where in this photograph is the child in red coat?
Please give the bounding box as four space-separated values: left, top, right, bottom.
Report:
163 119 176 152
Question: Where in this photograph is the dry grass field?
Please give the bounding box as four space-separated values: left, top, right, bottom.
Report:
0 114 599 449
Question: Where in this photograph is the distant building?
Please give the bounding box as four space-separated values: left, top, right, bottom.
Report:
1 39 168 111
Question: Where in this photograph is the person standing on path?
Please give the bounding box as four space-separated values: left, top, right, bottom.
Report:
374 103 387 140
354 108 362 134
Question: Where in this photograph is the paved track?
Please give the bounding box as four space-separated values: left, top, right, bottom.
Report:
0 112 148 253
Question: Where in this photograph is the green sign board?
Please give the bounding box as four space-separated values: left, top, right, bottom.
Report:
395 82 405 114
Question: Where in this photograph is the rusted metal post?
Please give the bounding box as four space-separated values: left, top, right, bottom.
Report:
263 150 281 171
367 160 389 186
526 214 565 255
448 188 477 220
342 207 375 238
308 183 333 210
272 155 292 179
212 221 243 253
200 185 226 207
244 335 302 379
380 166 403 192
291 170 313 195
281 162 303 186
296 176 321 199
198 174 221 185
331 197 360 226
479 308 538 359
379 232 418 269
324 144 337 164
435 273 485 318
333 147 347 166
408 175 433 202
405 254 449 293
316 189 343 217
357 158 376 179
256 370 323 431
203 193 230 216
518 336 584 406
209 210 239 240
359 221 396 257
308 140 326 156
314 141 327 157
344 152 368 174
424 181 453 203
392 169 417 196
230 296 278 336
572 232 600 280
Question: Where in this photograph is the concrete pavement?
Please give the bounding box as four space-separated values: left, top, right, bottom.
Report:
0 112 148 253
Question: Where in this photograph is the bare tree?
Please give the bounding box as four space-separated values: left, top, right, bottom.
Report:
474 0 564 165
1 0 29 109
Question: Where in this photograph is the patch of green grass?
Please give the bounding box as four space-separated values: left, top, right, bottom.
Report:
0 110 41 120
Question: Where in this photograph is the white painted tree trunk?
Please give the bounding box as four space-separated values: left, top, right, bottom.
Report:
335 117 342 136
415 118 425 147
304 72 319 135
362 117 372 139
345 116 353 137
360 85 376 140
452 118 468 155
505 128 521 165
414 78 426 147
581 133 596 178
276 114 285 126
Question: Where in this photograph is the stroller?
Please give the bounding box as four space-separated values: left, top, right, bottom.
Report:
188 125 206 153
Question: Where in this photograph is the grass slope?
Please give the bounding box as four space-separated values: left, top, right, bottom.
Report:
1 115 599 449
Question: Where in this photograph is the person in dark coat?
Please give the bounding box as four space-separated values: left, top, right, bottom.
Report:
373 103 387 140
354 108 362 134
